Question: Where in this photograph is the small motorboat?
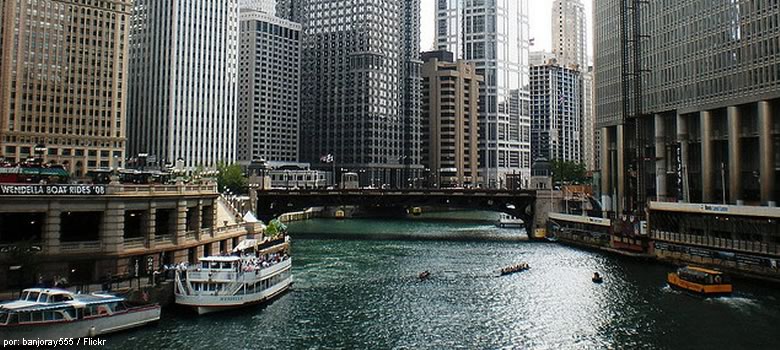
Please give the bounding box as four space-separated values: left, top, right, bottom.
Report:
500 263 530 276
418 271 431 281
592 272 603 283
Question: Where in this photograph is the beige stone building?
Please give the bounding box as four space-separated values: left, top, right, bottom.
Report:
0 182 261 290
421 51 482 188
0 0 131 174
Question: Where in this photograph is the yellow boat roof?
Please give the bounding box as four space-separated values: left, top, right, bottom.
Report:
685 266 723 275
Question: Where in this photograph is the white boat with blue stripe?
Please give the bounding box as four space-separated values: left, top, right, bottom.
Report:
0 288 160 340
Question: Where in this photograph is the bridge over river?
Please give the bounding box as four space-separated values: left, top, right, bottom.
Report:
253 189 540 234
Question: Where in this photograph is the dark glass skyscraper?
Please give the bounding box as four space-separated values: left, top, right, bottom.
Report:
298 0 422 188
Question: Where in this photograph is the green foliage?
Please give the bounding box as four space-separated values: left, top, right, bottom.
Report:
551 159 588 185
265 219 288 239
216 162 247 194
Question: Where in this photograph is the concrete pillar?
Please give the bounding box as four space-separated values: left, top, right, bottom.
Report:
727 106 742 204
44 202 61 254
655 114 667 201
676 113 690 202
175 200 187 244
700 110 715 203
102 201 125 254
196 199 203 239
147 203 156 248
617 125 626 214
600 127 612 213
758 101 776 206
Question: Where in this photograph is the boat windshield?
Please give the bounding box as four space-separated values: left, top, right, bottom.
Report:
26 291 40 302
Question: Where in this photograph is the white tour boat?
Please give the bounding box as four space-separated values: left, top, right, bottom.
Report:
0 288 161 340
174 236 292 315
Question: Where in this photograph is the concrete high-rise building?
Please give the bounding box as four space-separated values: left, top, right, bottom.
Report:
0 0 132 174
530 51 558 66
530 61 582 163
435 0 532 189
238 0 301 163
552 0 588 70
421 51 482 188
127 0 239 169
583 66 596 171
595 0 780 213
299 0 422 188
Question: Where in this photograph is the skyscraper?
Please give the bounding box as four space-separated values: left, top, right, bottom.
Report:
127 0 239 169
299 0 422 188
435 0 531 189
583 66 596 171
275 0 302 22
553 0 594 173
595 0 780 212
421 51 482 188
530 60 582 163
238 0 301 163
552 0 588 70
0 0 132 174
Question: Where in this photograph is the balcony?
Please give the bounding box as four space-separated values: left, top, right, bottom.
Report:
154 235 174 246
123 237 145 250
60 241 101 253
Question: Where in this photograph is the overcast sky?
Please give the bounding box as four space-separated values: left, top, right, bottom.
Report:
420 0 594 56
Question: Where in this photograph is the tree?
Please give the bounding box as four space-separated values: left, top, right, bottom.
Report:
216 162 247 194
551 159 588 185
265 219 287 239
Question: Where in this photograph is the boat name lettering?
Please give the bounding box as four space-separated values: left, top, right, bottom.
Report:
219 296 242 301
0 184 106 196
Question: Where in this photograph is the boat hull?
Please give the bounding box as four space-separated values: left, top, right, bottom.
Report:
177 276 293 315
0 306 161 341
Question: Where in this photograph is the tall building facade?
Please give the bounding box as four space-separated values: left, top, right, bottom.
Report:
127 0 239 169
583 66 596 171
421 51 482 188
530 61 582 163
238 1 301 163
299 0 422 188
0 0 132 174
552 0 587 70
595 0 780 213
275 0 302 22
435 0 531 189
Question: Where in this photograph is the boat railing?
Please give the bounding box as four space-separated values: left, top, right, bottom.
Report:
185 258 291 282
255 258 291 278
186 270 239 282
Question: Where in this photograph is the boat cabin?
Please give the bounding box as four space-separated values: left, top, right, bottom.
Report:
0 288 127 326
678 266 731 285
199 256 241 270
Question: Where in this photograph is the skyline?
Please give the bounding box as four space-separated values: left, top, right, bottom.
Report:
421 0 595 58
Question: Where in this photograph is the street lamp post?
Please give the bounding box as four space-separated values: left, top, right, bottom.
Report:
34 144 47 164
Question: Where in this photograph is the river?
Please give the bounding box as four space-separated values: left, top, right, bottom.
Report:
108 218 780 349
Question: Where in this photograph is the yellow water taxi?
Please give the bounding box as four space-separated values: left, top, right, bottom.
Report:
667 266 732 296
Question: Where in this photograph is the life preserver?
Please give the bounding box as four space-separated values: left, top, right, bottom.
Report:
714 276 721 284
